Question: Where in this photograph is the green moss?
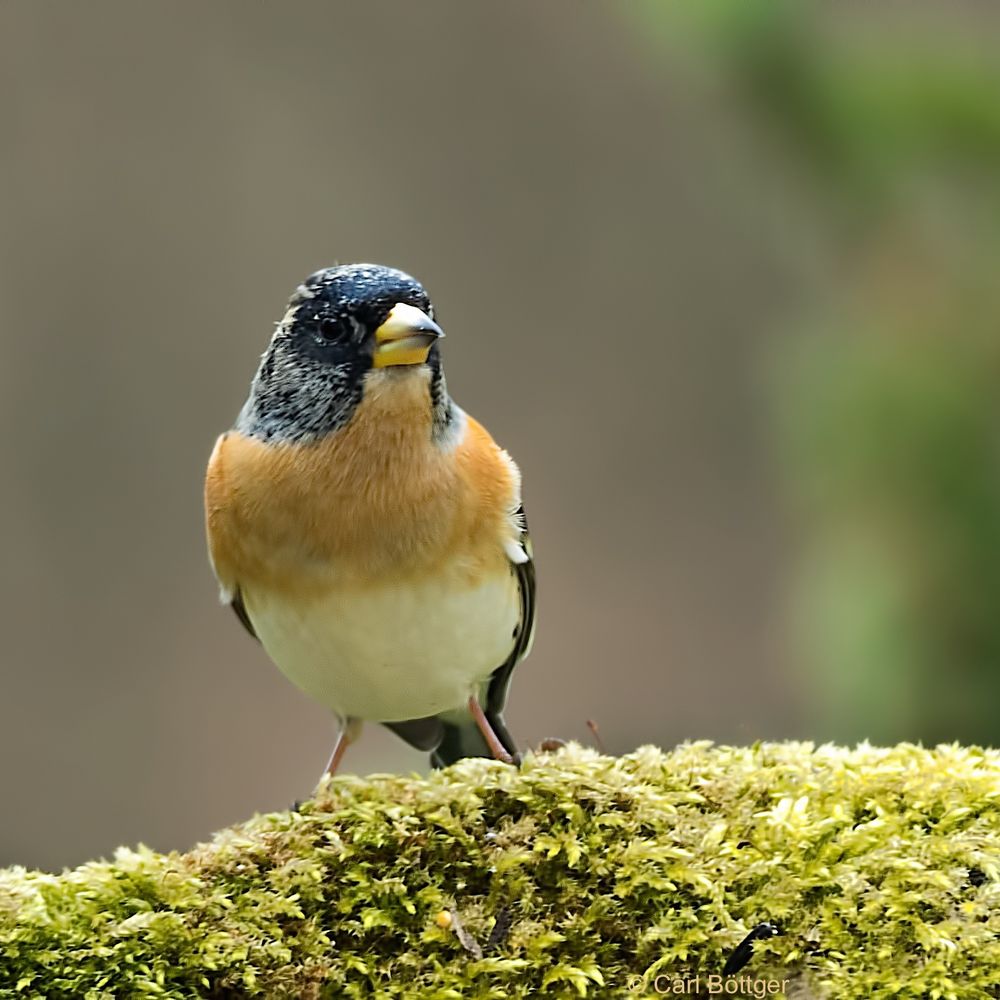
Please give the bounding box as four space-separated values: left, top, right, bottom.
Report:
2 742 999 998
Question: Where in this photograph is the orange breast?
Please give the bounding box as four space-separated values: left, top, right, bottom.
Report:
205 369 517 598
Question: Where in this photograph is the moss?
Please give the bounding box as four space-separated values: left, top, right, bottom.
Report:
2 742 999 999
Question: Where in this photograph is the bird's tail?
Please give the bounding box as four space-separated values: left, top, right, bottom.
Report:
430 710 519 768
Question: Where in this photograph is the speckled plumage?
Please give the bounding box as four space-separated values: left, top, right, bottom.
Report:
237 264 456 444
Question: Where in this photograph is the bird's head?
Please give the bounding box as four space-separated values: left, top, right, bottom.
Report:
237 264 452 443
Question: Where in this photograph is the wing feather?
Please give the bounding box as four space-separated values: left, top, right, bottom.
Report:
230 588 258 641
486 503 536 721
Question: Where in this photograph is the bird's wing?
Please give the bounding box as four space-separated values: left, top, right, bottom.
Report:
205 434 260 643
230 587 259 641
486 503 536 722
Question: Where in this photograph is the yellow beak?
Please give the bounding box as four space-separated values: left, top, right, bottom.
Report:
372 303 444 368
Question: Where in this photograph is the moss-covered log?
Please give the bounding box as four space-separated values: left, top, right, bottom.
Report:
2 742 999 999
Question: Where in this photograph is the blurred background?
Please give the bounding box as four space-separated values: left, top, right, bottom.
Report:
2 1 998 870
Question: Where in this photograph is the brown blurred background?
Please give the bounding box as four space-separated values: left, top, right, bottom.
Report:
2 2 999 871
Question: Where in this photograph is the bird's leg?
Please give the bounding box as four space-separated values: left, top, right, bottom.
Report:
467 696 515 764
323 717 361 778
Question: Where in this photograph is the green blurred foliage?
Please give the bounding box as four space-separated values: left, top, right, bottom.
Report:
632 2 1000 745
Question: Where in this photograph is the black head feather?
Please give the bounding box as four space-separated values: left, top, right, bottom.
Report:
235 264 453 443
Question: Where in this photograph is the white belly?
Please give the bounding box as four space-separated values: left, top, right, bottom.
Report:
243 571 520 721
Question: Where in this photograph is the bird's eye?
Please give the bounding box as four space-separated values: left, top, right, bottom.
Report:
317 317 349 343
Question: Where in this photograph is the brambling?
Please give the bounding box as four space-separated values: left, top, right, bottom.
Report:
204 264 535 776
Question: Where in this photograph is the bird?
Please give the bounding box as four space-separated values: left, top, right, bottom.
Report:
204 263 535 776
